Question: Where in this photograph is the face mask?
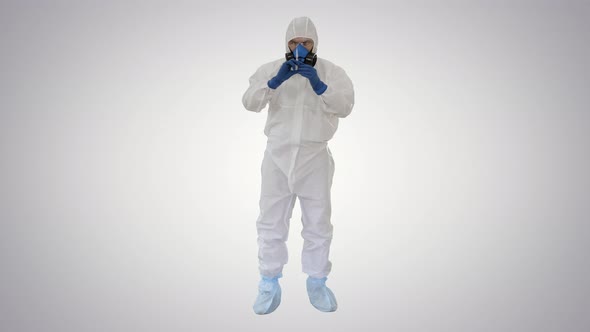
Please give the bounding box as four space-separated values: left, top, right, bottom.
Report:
293 43 309 61
285 42 318 67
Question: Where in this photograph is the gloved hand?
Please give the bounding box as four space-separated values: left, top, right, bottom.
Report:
297 63 328 95
268 59 299 89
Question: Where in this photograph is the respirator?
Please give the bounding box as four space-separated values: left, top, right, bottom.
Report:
285 43 317 67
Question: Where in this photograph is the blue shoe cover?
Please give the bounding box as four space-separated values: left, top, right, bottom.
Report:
253 274 282 315
306 276 337 312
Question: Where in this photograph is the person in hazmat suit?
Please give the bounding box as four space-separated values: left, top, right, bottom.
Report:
242 16 354 314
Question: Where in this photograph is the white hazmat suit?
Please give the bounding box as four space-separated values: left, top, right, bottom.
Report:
243 17 354 280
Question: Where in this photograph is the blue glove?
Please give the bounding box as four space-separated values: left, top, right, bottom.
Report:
268 60 299 89
297 63 328 95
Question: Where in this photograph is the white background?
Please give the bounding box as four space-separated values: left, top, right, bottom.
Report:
1 1 589 331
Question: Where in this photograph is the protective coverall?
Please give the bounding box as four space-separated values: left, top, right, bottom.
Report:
242 16 354 280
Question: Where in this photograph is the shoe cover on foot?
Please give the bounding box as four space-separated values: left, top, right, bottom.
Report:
253 274 282 315
306 276 338 312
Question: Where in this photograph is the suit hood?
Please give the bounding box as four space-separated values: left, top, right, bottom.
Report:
285 16 318 54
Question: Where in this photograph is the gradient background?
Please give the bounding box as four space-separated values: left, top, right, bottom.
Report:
1 0 589 331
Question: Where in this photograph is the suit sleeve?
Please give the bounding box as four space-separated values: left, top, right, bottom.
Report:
242 65 276 113
320 65 355 118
